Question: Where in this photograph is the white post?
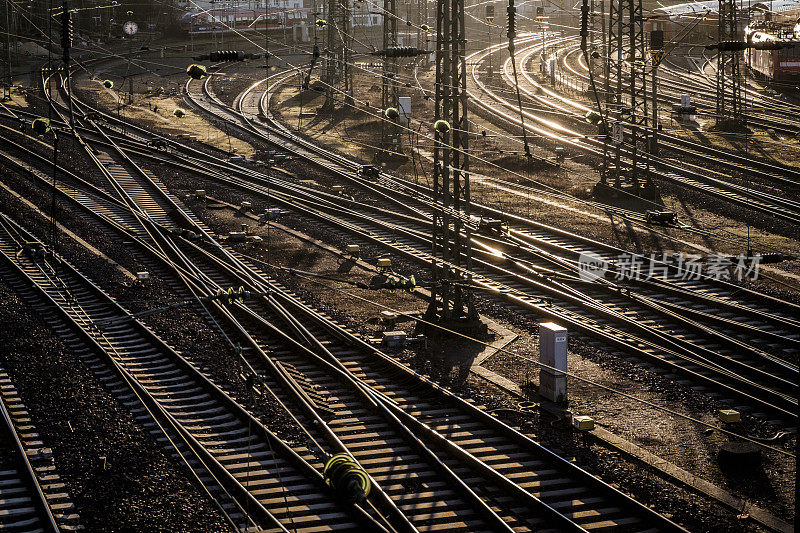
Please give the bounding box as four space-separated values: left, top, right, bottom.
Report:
539 322 567 403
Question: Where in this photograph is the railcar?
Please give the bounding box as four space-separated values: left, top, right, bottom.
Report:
745 22 800 83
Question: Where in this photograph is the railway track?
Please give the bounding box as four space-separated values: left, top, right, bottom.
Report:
28 69 797 433
0 213 385 533
0 169 691 531
566 45 800 135
0 361 73 533
664 46 800 125
0 39 791 533
548 44 800 189
554 45 800 185
470 41 800 224
18 63 697 531
37 59 791 431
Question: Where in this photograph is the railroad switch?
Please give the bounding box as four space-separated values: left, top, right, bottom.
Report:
380 310 398 327
645 210 677 225
382 331 407 348
226 231 262 243
572 415 595 431
239 201 252 212
368 273 416 292
718 409 741 424
147 139 168 150
478 218 507 236
376 258 392 272
260 208 284 223
359 164 379 179
22 241 45 259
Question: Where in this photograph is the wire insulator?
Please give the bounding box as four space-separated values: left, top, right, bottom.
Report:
209 50 246 62
371 46 429 58
61 8 72 63
507 0 516 41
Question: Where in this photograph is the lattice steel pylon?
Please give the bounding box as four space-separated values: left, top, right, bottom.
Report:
3 0 14 101
716 0 745 129
601 0 650 187
380 0 399 152
425 0 477 324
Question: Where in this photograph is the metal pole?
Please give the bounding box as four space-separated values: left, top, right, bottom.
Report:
651 63 658 156
600 0 606 83
343 0 353 105
381 0 398 152
265 1 270 126
3 0 12 100
62 0 75 132
323 0 338 109
128 38 133 104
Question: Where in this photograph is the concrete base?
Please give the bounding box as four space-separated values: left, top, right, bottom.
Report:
539 373 567 404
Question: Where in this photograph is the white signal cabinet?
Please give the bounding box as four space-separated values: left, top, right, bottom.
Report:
539 322 567 403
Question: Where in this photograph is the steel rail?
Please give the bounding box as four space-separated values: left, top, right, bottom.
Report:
527 43 800 188
473 45 800 223
14 64 688 528
39 55 800 424
34 63 800 370
0 366 62 533
560 45 800 185
0 212 383 533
